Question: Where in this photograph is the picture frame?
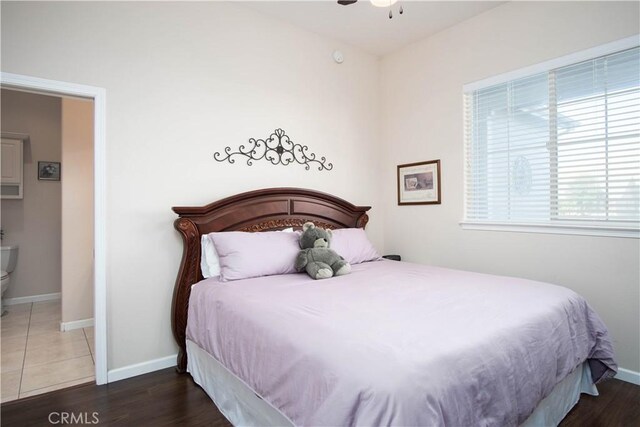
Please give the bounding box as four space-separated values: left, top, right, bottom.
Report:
397 160 441 205
38 161 61 181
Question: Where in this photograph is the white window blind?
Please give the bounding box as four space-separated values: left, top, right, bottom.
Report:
464 46 640 236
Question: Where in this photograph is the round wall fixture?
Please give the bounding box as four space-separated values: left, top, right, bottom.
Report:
332 50 344 64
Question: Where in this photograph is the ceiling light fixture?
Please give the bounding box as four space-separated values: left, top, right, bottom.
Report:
370 0 397 7
338 0 404 19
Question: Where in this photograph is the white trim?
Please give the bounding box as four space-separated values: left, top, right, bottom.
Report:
4 292 61 305
464 35 639 92
460 221 640 239
616 368 640 386
60 318 94 332
93 86 108 386
107 354 177 383
1 72 108 385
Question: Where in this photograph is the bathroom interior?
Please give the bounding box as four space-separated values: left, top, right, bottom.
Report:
1 88 95 402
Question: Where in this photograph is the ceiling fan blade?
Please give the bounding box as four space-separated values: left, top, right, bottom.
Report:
337 0 358 5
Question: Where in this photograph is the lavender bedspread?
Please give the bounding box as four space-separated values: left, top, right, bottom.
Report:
186 260 616 426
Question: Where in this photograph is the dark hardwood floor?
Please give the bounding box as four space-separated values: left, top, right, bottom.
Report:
560 377 640 427
1 368 638 426
1 368 231 427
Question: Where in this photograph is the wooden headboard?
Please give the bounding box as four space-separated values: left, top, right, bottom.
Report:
171 187 371 372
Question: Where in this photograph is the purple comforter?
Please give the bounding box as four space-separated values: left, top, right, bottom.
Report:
186 260 616 426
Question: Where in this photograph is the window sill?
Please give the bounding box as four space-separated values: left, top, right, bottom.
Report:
459 221 640 239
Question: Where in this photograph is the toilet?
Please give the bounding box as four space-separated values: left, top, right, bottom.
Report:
1 245 19 316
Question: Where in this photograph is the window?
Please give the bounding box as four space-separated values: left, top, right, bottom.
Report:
463 41 640 238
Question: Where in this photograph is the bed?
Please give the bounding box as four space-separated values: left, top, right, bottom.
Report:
172 187 617 426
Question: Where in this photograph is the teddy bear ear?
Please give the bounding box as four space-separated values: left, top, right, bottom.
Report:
303 222 315 231
326 229 333 237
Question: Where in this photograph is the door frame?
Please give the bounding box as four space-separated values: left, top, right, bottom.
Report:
1 72 108 385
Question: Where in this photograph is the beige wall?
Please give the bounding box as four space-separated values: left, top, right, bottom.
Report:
1 2 382 370
61 98 94 323
380 1 640 372
5 0 636 377
1 89 61 299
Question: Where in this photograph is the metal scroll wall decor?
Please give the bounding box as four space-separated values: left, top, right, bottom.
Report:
213 128 333 171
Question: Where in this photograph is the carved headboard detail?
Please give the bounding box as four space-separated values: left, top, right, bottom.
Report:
171 187 371 372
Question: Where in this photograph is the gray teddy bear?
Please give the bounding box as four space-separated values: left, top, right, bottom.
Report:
295 222 351 280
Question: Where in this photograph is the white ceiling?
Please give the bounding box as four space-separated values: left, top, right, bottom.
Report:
240 1 506 56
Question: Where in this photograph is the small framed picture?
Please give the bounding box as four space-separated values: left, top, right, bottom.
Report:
397 160 441 205
38 161 61 181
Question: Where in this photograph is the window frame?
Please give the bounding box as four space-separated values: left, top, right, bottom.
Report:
461 36 640 239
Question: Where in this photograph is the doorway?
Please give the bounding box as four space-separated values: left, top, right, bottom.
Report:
1 90 97 400
1 72 107 390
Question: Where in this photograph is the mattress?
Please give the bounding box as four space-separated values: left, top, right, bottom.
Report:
186 260 616 426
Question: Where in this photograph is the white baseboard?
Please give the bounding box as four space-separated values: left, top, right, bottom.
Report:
616 367 640 386
107 354 177 383
4 292 61 305
60 318 94 332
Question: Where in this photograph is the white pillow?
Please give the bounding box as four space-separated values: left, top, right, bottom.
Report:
200 227 294 279
200 234 220 278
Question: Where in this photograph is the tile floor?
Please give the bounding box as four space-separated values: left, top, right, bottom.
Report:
1 300 95 403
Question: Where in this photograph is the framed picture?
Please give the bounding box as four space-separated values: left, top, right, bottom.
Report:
397 160 441 205
38 161 61 181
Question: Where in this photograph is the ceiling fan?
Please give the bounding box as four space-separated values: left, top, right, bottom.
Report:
338 0 404 19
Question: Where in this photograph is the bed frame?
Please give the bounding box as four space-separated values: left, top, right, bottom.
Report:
171 187 371 372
